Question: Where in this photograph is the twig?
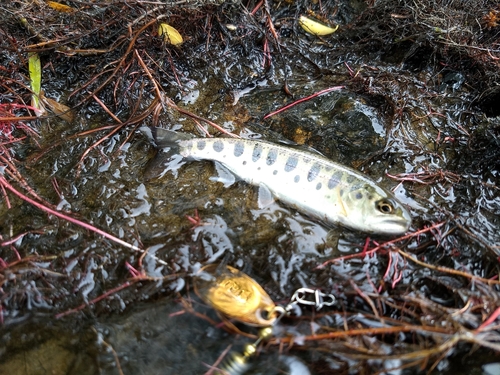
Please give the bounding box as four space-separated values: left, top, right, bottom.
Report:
270 324 451 344
203 344 232 375
78 18 158 105
163 96 240 138
55 280 135 318
316 221 445 268
263 86 345 119
0 176 144 253
350 279 380 318
397 248 500 285
95 329 125 375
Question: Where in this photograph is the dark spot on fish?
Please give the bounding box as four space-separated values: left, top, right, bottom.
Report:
284 155 298 172
346 175 355 184
266 148 278 165
243 161 247 165
328 172 342 189
367 195 373 200
355 192 363 199
252 143 263 162
273 170 278 175
316 182 322 190
213 140 224 152
234 142 245 157
294 175 300 183
197 140 206 150
307 163 321 182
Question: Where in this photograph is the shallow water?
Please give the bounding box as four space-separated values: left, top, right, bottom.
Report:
1 1 500 374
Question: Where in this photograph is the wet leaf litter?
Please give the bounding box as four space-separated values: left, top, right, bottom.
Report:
1 0 500 374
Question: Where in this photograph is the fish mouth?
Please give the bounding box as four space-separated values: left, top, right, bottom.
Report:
373 218 411 236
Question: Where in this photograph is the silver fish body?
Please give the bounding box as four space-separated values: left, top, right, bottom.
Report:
153 128 411 236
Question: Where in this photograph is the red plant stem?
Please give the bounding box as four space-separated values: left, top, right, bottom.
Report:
0 103 39 111
316 221 445 269
125 261 142 277
55 280 134 318
0 182 10 209
263 86 345 119
271 325 450 343
251 0 263 14
475 306 500 332
0 176 142 252
203 344 233 375
0 136 27 146
166 97 239 138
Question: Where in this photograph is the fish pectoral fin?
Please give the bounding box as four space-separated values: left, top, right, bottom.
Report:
257 184 275 208
337 189 348 217
210 162 236 188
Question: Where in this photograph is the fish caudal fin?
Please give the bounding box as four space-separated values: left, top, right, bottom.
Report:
143 127 193 180
153 127 194 149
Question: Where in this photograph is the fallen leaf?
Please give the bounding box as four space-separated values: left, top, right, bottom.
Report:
41 93 75 123
158 23 183 46
46 1 75 13
299 15 339 36
28 52 45 115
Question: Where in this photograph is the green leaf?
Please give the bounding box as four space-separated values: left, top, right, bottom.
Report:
28 52 42 111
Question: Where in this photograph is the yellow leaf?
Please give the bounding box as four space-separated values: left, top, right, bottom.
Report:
299 15 339 36
158 23 183 46
46 1 75 13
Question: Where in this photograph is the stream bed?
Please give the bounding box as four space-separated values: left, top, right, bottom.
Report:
1 1 500 374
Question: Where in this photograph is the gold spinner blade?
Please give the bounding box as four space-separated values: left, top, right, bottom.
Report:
194 264 277 327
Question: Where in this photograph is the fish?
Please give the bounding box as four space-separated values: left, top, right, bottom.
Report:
150 127 412 236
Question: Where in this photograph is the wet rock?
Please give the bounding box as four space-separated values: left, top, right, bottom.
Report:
0 321 96 375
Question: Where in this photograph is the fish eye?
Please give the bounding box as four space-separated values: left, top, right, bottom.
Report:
376 199 394 214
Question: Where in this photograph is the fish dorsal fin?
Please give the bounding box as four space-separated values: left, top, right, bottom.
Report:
280 140 327 157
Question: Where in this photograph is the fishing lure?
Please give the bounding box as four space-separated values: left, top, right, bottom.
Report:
194 264 336 374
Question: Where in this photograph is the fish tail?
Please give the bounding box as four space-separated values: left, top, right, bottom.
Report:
152 127 194 150
143 127 194 180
